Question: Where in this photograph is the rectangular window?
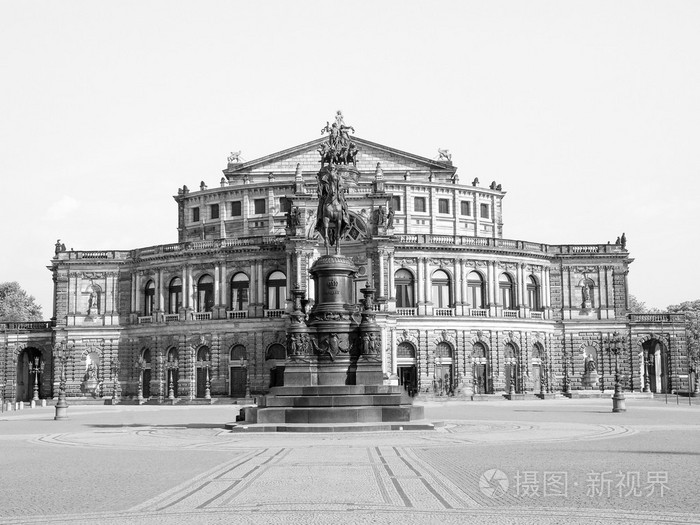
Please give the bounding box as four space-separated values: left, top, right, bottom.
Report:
192 207 200 222
210 203 219 220
460 201 471 216
231 201 242 216
254 198 266 214
279 197 291 214
438 198 450 214
480 203 490 219
414 197 426 212
391 196 401 212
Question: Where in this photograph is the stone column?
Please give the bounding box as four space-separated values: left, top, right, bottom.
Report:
257 261 264 315
416 257 424 310
220 262 228 308
459 260 468 315
390 328 397 376
423 258 432 315
378 250 386 300
214 263 220 306
487 261 497 316
388 252 395 300
187 266 194 311
157 269 164 313
130 273 136 313
134 272 141 315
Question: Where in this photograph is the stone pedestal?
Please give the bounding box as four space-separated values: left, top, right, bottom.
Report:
582 371 599 389
231 253 428 431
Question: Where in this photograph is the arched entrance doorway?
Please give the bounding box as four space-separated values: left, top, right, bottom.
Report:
531 343 548 393
434 342 454 395
643 339 670 393
472 342 490 394
195 346 211 398
140 348 152 398
505 343 521 393
16 348 43 402
396 342 417 396
229 344 248 397
266 344 286 388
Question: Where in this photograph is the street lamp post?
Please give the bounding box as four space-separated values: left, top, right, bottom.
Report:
54 342 69 420
605 332 627 413
562 347 570 395
204 360 211 400
136 357 147 404
240 357 251 399
643 353 652 393
110 358 120 404
166 358 179 401
29 357 44 403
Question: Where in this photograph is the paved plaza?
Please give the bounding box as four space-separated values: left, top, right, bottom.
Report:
1 397 699 524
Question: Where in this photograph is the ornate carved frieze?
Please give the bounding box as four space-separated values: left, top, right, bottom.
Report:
81 272 105 279
571 266 597 274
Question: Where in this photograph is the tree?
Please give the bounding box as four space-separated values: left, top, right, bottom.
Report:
628 294 662 314
668 300 700 394
0 282 44 322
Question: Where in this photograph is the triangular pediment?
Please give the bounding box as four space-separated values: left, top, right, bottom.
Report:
224 136 454 176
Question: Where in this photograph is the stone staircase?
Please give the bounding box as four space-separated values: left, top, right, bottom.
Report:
226 385 433 432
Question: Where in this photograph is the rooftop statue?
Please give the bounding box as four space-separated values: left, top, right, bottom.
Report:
315 111 360 254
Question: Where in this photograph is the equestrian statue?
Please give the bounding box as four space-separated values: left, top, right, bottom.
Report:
315 111 360 254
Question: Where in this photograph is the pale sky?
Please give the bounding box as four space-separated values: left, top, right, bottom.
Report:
1 0 698 316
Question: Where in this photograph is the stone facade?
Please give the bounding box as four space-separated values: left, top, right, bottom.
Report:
0 134 691 403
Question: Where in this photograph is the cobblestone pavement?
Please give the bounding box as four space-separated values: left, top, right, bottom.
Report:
1 398 699 524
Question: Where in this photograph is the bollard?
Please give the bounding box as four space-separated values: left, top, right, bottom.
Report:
41 399 47 408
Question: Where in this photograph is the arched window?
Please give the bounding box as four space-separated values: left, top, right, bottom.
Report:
504 342 518 360
397 342 416 358
436 342 453 358
196 346 210 362
267 271 287 310
144 280 155 316
532 342 543 360
431 270 451 308
167 347 178 362
230 272 249 311
197 274 214 312
526 275 541 311
141 348 151 364
168 277 182 314
230 344 247 362
395 269 415 308
499 273 515 310
266 344 286 360
467 271 485 309
472 342 486 358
